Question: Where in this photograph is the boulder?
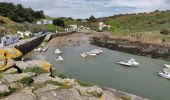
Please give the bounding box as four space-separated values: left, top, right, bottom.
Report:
10 82 24 89
0 85 10 94
2 72 35 83
74 86 103 97
2 93 36 100
37 88 81 100
16 60 52 72
33 73 61 84
34 84 59 94
61 78 77 86
3 68 18 74
102 91 119 100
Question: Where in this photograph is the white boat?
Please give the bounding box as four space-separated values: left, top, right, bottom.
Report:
80 53 87 58
98 48 103 54
37 48 42 52
164 64 170 68
117 58 139 67
91 48 103 55
55 49 62 54
87 51 96 56
162 68 170 73
55 56 64 62
42 47 48 52
158 71 170 79
34 48 38 52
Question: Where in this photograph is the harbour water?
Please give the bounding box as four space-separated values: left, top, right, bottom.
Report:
25 34 170 100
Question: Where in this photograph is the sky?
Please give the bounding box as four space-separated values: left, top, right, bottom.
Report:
0 0 170 18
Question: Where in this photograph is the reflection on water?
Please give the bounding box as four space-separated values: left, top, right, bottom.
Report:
24 34 170 100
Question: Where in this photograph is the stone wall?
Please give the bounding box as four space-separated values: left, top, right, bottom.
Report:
15 35 46 55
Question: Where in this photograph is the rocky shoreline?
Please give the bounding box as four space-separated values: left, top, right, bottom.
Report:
0 32 149 100
90 34 170 61
0 60 148 100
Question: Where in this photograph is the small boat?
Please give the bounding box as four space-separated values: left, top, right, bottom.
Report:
162 68 170 73
164 64 170 68
42 47 48 52
98 48 103 54
91 48 103 55
117 58 139 67
55 56 64 62
55 49 62 54
158 71 170 79
80 53 87 58
34 48 38 52
87 51 96 56
37 48 42 52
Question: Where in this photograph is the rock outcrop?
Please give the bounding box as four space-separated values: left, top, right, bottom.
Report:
90 35 170 61
0 61 148 100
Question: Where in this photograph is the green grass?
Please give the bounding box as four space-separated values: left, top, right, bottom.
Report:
104 11 170 34
76 80 94 87
32 80 71 91
23 67 47 75
18 77 34 85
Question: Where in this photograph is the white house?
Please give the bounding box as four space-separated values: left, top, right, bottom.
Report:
36 21 42 25
17 31 32 38
98 22 109 31
68 24 78 31
36 20 53 25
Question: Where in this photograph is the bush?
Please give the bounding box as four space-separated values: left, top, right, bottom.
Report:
160 28 170 35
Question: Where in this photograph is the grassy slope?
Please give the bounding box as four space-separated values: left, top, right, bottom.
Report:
97 11 170 44
104 11 170 34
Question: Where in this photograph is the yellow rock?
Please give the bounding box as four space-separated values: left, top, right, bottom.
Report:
0 55 15 71
99 95 105 100
38 60 52 72
0 48 23 58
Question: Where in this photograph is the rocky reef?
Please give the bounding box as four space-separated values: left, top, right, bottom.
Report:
90 34 170 61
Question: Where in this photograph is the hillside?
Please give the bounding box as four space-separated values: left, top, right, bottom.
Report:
0 2 45 23
101 10 170 34
85 10 170 44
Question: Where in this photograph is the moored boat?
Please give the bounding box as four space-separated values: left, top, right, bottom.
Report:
80 53 87 58
87 51 96 56
55 49 62 54
164 64 170 68
117 58 139 67
158 71 170 79
55 56 64 62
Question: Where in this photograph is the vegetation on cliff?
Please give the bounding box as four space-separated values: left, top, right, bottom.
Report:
0 2 45 23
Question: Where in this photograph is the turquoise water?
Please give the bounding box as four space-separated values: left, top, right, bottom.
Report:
25 34 170 100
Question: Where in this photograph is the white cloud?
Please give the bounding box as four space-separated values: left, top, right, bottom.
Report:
0 0 170 18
